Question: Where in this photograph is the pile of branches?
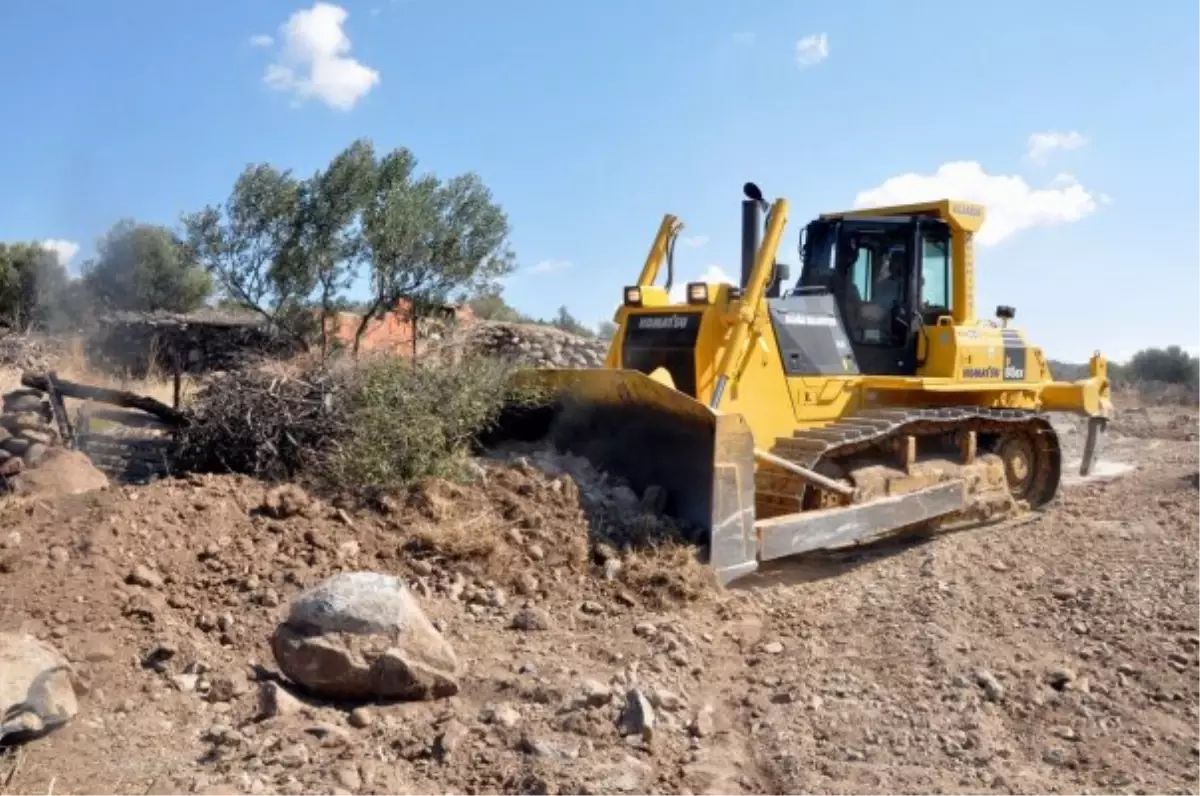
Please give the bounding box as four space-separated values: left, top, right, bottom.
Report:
174 364 349 481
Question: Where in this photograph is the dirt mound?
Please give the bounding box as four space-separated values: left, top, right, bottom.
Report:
0 454 719 794
12 448 109 498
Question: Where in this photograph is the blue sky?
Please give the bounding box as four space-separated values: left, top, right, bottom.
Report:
1 0 1196 362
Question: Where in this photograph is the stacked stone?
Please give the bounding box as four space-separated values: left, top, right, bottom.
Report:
469 323 608 369
0 390 59 476
0 335 61 374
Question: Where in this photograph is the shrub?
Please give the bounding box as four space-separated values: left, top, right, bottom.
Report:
326 354 545 493
175 353 549 495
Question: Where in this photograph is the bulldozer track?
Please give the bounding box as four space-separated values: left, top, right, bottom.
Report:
763 405 1062 515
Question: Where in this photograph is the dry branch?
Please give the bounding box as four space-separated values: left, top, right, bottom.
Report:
174 366 346 480
20 372 189 428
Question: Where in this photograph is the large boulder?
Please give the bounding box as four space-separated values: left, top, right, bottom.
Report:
271 572 461 701
0 633 78 742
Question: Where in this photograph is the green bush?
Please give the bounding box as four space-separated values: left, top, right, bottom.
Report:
326 354 547 493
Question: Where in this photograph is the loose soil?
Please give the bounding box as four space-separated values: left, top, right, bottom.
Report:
0 401 1196 795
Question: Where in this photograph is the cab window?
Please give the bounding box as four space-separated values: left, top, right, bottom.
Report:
850 248 872 300
921 238 951 310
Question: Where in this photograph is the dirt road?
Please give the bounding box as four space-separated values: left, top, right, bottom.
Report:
0 403 1196 795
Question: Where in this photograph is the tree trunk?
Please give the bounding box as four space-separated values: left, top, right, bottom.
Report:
352 298 387 356
411 303 419 363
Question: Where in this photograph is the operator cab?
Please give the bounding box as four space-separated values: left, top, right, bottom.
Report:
793 215 953 376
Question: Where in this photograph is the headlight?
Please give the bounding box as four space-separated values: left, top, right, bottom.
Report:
686 283 708 303
623 286 642 306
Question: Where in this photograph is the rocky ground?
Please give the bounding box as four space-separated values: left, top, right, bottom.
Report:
0 398 1195 795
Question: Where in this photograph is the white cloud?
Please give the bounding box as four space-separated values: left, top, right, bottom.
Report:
261 2 380 111
40 239 80 267
668 265 736 302
853 161 1099 246
732 31 756 45
1027 130 1088 164
527 259 572 275
795 33 829 68
249 34 275 48
680 234 709 249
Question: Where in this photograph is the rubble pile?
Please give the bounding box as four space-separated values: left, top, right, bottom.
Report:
465 322 608 368
0 334 63 374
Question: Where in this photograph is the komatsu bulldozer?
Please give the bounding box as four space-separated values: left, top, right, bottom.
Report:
496 183 1113 585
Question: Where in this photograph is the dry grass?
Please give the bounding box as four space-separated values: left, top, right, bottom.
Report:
619 543 717 607
400 474 591 588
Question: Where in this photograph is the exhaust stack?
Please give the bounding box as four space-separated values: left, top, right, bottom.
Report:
740 182 765 289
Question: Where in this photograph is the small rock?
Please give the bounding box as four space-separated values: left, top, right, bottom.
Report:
520 736 577 760
761 641 784 655
989 560 1009 572
172 674 199 693
48 546 69 563
141 641 177 672
653 688 685 711
277 742 310 768
582 679 611 707
1042 746 1068 767
480 703 521 729
514 572 539 596
511 606 551 632
257 681 302 719
620 689 655 742
1046 667 1075 691
1116 662 1138 676
83 643 115 663
434 719 468 761
305 722 351 747
690 704 715 737
334 765 361 793
580 600 604 615
633 622 657 638
348 706 373 728
127 565 164 589
974 669 1005 702
1053 725 1079 742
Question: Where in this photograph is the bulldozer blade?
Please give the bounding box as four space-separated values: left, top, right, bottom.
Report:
484 369 759 585
1079 416 1108 477
754 480 966 561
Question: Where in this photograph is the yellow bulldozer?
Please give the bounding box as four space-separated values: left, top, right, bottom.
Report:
496 183 1113 585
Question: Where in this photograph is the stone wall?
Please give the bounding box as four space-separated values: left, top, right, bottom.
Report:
86 312 300 377
0 389 62 476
